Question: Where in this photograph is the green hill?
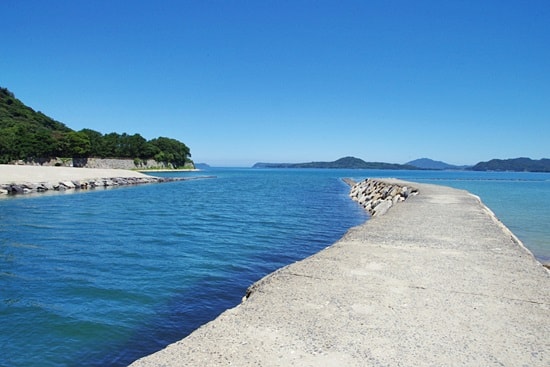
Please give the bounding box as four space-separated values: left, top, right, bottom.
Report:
406 158 470 170
0 87 71 162
0 88 71 132
253 156 417 169
471 158 550 172
0 87 192 167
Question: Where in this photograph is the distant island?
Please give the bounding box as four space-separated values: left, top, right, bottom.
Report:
0 87 193 169
471 158 550 172
254 157 417 170
254 156 550 173
194 163 211 170
405 158 470 170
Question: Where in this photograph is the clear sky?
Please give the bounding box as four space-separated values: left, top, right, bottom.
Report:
2 1 549 166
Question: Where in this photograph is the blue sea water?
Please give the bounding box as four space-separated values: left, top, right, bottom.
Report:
1 168 548 367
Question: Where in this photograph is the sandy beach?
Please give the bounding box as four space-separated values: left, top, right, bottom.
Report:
0 164 151 185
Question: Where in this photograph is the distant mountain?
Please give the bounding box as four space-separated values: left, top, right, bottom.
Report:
253 162 292 168
194 163 211 169
471 158 550 172
253 156 417 170
406 158 469 170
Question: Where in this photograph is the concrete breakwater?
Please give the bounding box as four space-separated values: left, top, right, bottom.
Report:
347 178 419 216
0 176 185 196
130 179 549 367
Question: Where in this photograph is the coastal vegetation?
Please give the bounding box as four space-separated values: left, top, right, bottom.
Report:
0 87 192 168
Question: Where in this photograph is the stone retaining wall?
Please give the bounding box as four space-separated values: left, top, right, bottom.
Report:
15 158 194 170
73 158 172 169
348 178 418 216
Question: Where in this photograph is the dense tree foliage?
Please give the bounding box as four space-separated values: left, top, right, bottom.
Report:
0 87 192 167
149 137 191 168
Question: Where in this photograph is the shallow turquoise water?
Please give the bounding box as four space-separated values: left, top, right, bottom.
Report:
0 168 548 366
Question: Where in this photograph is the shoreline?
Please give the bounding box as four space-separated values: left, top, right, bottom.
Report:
136 168 200 172
130 179 549 366
0 164 190 196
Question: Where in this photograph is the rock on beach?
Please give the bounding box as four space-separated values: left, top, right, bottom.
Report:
0 164 185 196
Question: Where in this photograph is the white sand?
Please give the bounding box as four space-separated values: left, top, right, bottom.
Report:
0 164 150 185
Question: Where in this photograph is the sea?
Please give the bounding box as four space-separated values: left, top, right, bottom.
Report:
1 168 548 367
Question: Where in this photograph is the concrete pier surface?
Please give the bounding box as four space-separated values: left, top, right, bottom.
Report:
129 180 549 366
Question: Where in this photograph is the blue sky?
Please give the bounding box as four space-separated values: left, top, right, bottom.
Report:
2 1 549 166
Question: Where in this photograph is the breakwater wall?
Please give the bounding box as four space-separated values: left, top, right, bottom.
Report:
347 178 418 216
0 176 186 196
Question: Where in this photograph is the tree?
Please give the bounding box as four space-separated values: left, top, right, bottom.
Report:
79 128 104 157
65 131 91 157
122 133 148 158
0 126 17 163
101 132 121 158
149 137 191 167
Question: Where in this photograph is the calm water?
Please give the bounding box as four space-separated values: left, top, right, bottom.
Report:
1 168 548 366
